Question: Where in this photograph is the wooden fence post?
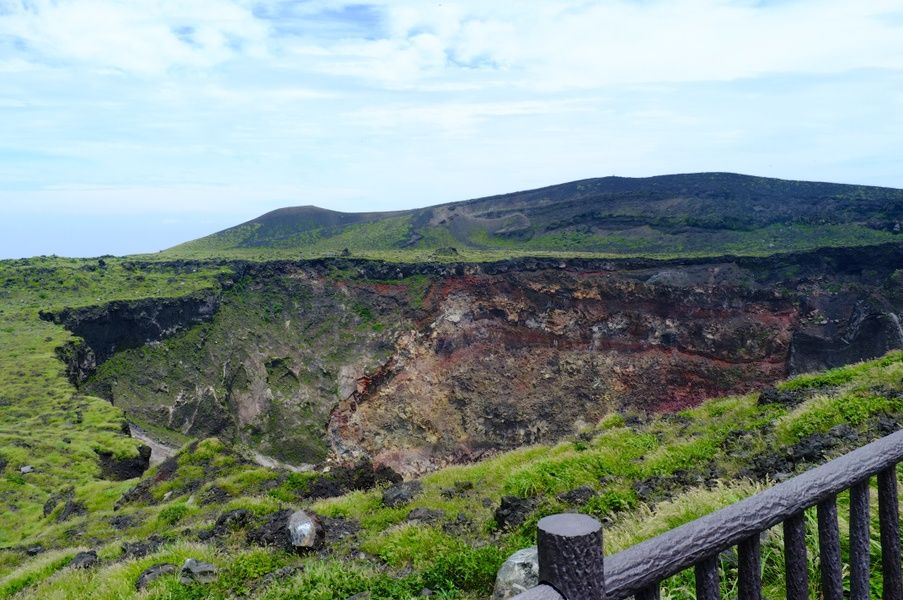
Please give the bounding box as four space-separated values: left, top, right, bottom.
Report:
537 513 604 600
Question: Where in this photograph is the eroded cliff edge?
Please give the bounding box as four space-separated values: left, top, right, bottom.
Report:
44 244 903 475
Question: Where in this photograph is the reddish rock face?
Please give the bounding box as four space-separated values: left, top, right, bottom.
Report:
328 265 801 476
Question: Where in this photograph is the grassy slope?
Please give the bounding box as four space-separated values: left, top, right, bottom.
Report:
0 349 900 599
0 258 228 547
160 174 903 263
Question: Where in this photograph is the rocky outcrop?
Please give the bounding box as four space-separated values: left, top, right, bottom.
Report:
789 295 903 374
96 445 152 480
40 292 220 384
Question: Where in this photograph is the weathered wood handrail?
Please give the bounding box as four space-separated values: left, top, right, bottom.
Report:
512 427 903 600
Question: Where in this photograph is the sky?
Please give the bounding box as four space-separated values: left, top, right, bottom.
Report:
1 1 903 258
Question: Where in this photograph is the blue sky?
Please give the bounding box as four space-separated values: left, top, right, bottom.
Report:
1 0 902 258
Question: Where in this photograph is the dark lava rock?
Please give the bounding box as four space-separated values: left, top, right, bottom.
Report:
56 499 87 523
758 386 806 407
633 478 663 503
321 516 360 545
747 425 868 481
248 509 323 552
68 550 98 569
96 445 152 481
828 424 859 443
443 514 474 536
789 433 838 463
302 459 402 500
556 486 597 505
180 558 217 584
213 509 253 536
874 414 901 436
200 485 232 506
407 508 444 524
135 563 177 591
25 546 43 556
494 496 538 530
301 478 345 500
43 490 68 517
248 509 293 551
382 480 422 507
115 456 178 509
440 480 474 499
109 515 134 530
122 535 164 559
0 455 6 473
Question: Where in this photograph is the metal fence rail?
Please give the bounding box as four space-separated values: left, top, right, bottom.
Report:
512 428 903 600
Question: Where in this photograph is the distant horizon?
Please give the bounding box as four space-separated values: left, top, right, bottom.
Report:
2 1 902 258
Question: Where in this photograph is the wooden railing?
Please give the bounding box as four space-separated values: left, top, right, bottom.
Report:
512 428 903 600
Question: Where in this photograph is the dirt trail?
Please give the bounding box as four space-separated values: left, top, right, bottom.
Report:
129 423 177 466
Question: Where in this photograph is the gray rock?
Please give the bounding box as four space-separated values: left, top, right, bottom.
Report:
288 510 322 549
180 558 217 584
68 550 98 569
382 480 422 507
19 465 34 474
492 547 538 600
135 563 177 591
25 546 43 556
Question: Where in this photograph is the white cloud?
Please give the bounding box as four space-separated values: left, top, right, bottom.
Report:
0 0 269 75
0 0 902 257
4 0 902 84
272 0 903 89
